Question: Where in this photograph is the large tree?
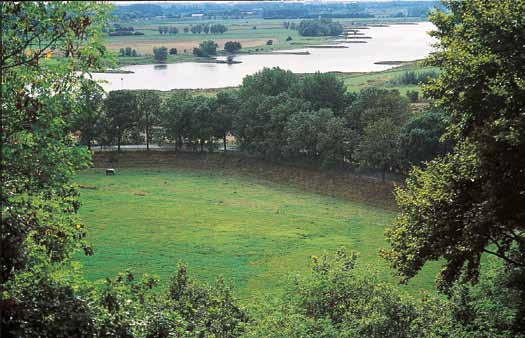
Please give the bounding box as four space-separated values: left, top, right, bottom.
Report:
353 118 401 182
70 79 106 149
383 1 525 330
1 2 111 335
104 90 138 152
137 90 161 151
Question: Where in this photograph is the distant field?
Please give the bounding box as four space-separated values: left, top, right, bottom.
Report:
75 163 438 300
106 17 426 65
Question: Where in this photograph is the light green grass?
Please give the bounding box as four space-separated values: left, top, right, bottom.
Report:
75 168 437 300
336 62 439 95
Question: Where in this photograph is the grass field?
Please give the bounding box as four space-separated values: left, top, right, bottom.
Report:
74 165 438 300
335 61 439 96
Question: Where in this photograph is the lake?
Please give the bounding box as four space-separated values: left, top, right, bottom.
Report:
92 22 435 91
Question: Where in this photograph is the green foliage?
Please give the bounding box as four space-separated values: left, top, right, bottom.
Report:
136 90 161 150
153 46 168 63
297 19 343 37
224 41 242 53
70 79 106 149
346 87 410 135
399 110 451 168
193 40 218 57
168 47 177 55
353 118 401 181
247 249 456 337
1 0 110 287
384 1 525 314
169 263 249 336
390 70 439 85
291 72 349 114
104 90 139 151
405 89 419 102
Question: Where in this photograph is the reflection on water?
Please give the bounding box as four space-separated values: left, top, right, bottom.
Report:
92 22 435 91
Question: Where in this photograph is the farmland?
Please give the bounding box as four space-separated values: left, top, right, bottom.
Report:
74 153 438 300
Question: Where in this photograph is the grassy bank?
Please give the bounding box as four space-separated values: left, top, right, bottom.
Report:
74 152 438 300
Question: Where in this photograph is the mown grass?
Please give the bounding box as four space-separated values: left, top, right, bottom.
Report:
74 166 438 300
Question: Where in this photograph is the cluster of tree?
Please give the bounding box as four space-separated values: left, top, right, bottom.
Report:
390 69 440 85
193 40 218 57
158 26 178 35
189 23 227 34
3 2 524 337
119 47 138 57
297 19 344 36
224 41 242 53
108 24 144 36
153 46 168 62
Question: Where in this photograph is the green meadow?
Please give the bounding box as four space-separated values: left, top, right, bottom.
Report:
75 167 438 300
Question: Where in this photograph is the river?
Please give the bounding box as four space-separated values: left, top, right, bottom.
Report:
91 22 435 91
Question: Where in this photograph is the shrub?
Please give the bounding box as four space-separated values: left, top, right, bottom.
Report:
169 47 177 55
266 39 273 45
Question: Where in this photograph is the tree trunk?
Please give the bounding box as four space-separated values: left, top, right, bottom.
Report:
117 134 121 152
146 128 149 151
177 134 182 151
223 133 227 152
87 140 91 150
200 140 204 153
382 165 386 183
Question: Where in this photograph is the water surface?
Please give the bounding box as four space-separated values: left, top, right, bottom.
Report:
92 22 435 91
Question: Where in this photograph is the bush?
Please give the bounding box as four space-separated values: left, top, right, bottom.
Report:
286 36 293 41
224 41 242 53
406 90 419 102
169 47 177 55
153 46 168 63
266 39 273 45
247 249 457 337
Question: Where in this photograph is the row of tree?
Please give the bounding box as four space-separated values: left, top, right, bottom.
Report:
158 26 178 35
189 23 227 34
119 47 138 57
74 68 450 180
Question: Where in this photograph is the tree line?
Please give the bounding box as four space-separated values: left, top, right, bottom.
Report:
74 68 450 181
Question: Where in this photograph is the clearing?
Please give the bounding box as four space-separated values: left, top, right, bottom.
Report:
75 153 437 300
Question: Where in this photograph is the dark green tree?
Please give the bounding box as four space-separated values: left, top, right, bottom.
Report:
384 1 525 333
399 110 452 169
105 90 138 152
70 79 106 150
224 41 242 53
153 46 168 63
137 90 161 151
353 118 401 182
